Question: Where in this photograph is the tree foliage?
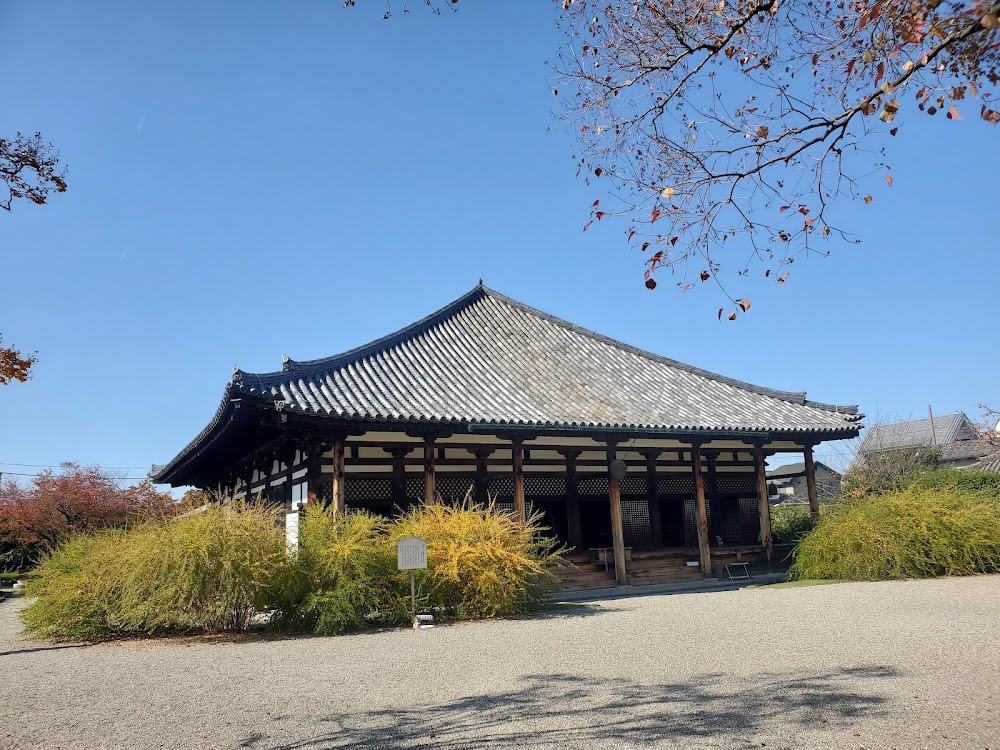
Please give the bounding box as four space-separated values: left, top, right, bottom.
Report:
0 132 67 213
842 444 942 496
0 335 37 385
0 465 176 567
553 0 1000 312
1 132 65 382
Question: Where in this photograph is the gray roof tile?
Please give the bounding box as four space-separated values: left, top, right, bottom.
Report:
231 284 860 434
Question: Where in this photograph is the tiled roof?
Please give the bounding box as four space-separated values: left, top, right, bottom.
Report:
973 453 1000 473
152 284 862 484
857 412 971 454
766 461 840 479
231 285 860 434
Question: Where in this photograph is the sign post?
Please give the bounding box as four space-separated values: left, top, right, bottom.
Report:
396 536 428 627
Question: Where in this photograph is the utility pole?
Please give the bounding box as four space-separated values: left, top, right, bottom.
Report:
928 405 938 447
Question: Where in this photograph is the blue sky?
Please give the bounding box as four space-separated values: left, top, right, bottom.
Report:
1 1 995 485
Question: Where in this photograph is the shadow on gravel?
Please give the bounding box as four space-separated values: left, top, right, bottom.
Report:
248 664 900 749
0 642 92 657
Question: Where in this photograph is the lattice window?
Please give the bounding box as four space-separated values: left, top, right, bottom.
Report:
346 478 391 502
621 476 646 495
436 476 475 502
525 476 567 496
717 473 756 497
489 476 514 499
683 495 713 547
739 497 761 544
658 475 695 495
316 480 333 504
405 477 425 503
621 498 652 547
578 476 609 495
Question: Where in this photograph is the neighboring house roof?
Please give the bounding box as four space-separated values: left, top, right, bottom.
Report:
939 440 995 462
151 284 862 484
969 452 1000 474
766 461 841 480
857 412 978 455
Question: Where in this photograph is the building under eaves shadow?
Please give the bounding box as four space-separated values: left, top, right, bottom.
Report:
151 283 862 586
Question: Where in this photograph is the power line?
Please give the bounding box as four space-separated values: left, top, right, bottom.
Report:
0 462 150 470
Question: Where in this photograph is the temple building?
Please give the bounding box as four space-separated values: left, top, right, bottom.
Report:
151 284 861 584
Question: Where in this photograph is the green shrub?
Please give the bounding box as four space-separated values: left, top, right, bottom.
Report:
392 499 563 619
0 571 23 583
288 498 564 633
770 504 816 544
286 506 408 635
910 468 1000 498
21 501 288 639
789 487 1000 581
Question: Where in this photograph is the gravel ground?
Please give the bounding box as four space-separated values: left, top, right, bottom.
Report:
2 576 999 750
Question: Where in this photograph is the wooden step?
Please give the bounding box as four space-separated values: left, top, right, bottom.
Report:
557 579 620 592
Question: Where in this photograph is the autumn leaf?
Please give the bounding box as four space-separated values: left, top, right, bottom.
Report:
595 211 607 220
886 174 893 186
661 186 675 198
594 167 603 176
645 278 657 290
777 272 789 285
717 308 724 320
863 195 873 204
651 208 661 223
583 220 593 231
641 241 650 252
738 298 751 312
947 105 962 120
700 271 710 282
779 205 791 213
726 311 737 321
592 199 600 207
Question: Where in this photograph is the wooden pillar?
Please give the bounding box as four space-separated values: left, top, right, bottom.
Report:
705 451 721 543
562 450 583 549
804 443 820 522
280 447 296 511
691 444 712 577
331 438 346 520
389 447 409 510
241 468 254 502
305 441 324 507
607 443 628 585
473 447 494 504
754 446 773 564
512 438 526 522
644 451 664 548
423 438 436 505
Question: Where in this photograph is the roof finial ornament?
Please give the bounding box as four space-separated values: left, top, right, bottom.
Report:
478 278 483 286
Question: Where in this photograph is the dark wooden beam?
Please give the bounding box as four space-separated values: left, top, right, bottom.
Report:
470 447 495 504
387 446 411 509
804 444 820 522
606 442 628 585
561 450 583 550
754 446 773 565
643 451 664 548
691 443 712 578
423 437 436 505
512 438 526 522
331 437 346 519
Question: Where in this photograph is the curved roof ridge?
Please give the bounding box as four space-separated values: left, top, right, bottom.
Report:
245 284 488 385
479 285 859 416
